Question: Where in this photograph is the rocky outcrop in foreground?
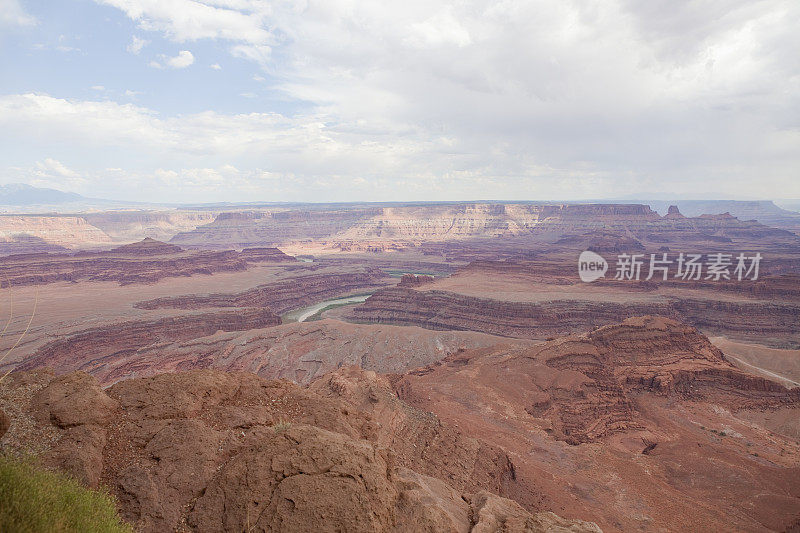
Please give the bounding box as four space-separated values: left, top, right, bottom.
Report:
0 368 599 533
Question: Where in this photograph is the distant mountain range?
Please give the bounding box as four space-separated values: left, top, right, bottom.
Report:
0 183 87 205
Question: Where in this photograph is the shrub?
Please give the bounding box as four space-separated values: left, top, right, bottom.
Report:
272 419 292 433
0 454 132 533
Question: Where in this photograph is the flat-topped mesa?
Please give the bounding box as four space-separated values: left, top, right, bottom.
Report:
698 211 737 220
108 237 184 255
236 247 296 261
533 203 659 220
213 210 269 222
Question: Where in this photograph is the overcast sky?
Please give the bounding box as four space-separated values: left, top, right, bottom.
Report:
0 0 798 203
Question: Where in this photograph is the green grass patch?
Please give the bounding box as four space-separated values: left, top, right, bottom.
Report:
0 454 132 533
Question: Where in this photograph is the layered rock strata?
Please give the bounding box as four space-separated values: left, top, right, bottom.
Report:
136 269 391 315
0 239 295 287
348 286 800 344
16 308 282 374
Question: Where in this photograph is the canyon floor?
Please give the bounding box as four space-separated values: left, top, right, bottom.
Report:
1 202 799 532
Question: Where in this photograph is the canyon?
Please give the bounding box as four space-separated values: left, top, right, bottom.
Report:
391 317 800 532
2 202 799 258
0 199 798 532
1 317 797 531
0 239 296 287
347 262 800 348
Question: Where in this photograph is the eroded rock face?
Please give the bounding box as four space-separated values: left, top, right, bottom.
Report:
391 317 800 532
397 316 799 445
135 269 391 314
0 368 598 533
0 240 295 286
348 282 800 345
310 367 519 498
18 308 283 373
166 202 800 254
531 316 798 442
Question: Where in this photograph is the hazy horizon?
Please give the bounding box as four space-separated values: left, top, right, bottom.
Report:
3 181 800 213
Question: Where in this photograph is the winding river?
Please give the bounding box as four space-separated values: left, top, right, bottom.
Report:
284 294 372 322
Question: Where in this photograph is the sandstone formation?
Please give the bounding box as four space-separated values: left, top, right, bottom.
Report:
0 368 600 533
3 203 798 262
17 319 516 387
0 214 113 253
83 211 217 243
647 200 800 235
347 285 800 345
392 317 800 531
170 209 376 249
135 268 392 314
166 203 800 255
107 237 184 255
16 308 282 374
665 205 684 218
0 239 296 287
397 317 798 445
0 234 70 256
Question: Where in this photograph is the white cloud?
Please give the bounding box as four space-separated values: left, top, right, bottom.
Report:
4 1 800 201
25 158 89 190
210 63 222 70
91 85 105 91
127 35 148 54
2 88 798 202
0 0 37 27
94 0 271 43
35 158 80 179
149 50 194 69
167 49 194 68
407 9 472 48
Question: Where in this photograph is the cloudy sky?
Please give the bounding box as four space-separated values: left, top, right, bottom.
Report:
0 0 798 203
